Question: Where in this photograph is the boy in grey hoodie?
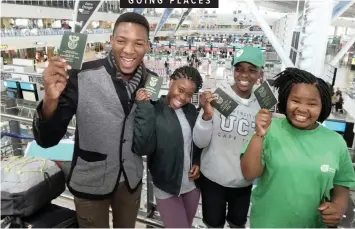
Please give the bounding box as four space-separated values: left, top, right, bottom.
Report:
193 46 264 228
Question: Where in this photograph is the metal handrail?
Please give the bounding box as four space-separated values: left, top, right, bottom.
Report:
0 113 76 131
1 71 42 77
0 112 164 227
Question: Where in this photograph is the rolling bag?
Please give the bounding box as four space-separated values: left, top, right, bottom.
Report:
1 203 78 228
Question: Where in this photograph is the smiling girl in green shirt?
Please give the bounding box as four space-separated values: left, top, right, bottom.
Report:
241 68 355 228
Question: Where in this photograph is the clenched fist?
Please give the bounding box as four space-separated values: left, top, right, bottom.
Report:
136 88 150 101
255 109 272 137
43 57 71 100
199 91 215 120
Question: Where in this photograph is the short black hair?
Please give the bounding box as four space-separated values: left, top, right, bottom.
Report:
273 68 332 123
170 66 203 93
113 12 150 38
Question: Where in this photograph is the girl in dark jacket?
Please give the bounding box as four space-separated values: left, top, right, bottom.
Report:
133 66 203 228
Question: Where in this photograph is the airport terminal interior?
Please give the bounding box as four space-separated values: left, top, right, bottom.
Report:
1 0 355 228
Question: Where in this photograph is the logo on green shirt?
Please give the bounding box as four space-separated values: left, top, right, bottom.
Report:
320 164 336 173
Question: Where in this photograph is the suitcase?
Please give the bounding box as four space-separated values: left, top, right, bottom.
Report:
1 203 78 228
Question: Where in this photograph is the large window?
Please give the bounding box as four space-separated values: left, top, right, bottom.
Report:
289 31 300 65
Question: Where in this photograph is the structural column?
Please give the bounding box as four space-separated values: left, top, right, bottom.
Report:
330 33 355 66
334 26 338 37
297 0 334 77
244 0 294 68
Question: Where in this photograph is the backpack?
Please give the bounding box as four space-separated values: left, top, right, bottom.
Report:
1 204 78 228
1 156 66 217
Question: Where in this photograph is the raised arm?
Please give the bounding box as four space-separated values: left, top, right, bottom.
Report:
240 109 271 181
193 91 215 148
33 57 78 148
132 89 156 156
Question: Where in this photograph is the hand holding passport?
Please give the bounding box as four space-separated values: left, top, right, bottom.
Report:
58 31 88 70
210 81 278 118
254 81 278 110
144 75 163 101
210 88 239 118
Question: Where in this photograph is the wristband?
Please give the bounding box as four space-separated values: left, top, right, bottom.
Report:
254 132 264 138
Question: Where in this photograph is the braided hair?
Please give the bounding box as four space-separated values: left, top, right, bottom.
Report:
274 68 332 123
170 66 203 93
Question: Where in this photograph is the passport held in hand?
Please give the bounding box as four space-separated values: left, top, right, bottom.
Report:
58 31 88 70
211 88 238 117
145 75 163 101
254 81 278 110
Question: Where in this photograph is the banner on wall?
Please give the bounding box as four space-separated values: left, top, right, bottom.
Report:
153 8 174 37
174 8 193 34
133 8 145 15
73 0 104 33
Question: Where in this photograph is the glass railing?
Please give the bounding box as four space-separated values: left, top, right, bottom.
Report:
2 0 196 19
1 28 112 37
2 0 76 9
1 0 173 18
1 93 354 228
2 0 123 14
1 27 258 37
1 65 354 228
0 94 206 228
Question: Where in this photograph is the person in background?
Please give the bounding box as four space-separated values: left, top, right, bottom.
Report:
336 87 342 96
133 66 203 228
331 92 337 113
193 46 264 228
336 92 344 114
43 52 48 62
241 68 355 228
32 12 156 228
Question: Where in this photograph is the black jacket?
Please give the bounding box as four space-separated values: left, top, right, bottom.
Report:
132 97 202 196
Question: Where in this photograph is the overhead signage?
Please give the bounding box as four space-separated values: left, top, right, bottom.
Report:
174 8 193 34
73 0 104 33
28 75 44 86
153 8 174 37
1 71 12 80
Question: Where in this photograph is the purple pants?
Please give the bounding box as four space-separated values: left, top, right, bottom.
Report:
156 189 200 228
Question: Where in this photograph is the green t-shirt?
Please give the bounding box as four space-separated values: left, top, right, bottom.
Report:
242 118 355 228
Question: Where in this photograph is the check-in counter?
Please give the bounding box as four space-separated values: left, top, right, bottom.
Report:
324 119 355 150
3 80 23 99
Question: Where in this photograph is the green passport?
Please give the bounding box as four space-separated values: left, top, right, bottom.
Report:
211 88 238 117
58 32 88 70
254 80 278 110
145 75 163 101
